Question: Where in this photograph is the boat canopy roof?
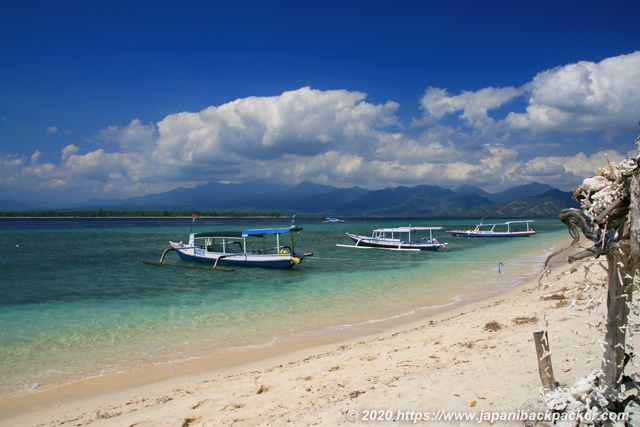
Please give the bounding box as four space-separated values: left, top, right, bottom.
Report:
475 220 534 228
477 220 534 225
243 227 302 237
374 226 442 232
193 231 243 239
191 227 302 239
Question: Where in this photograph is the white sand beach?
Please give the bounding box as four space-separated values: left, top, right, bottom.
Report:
0 251 633 426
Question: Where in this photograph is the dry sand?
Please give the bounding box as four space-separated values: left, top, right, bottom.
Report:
0 254 634 426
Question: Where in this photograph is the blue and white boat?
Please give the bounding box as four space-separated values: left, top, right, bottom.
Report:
146 219 312 269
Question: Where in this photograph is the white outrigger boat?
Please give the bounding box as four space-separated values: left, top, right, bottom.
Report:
446 220 535 237
144 219 312 270
338 226 447 251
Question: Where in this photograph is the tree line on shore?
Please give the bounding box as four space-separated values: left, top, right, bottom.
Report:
0 210 284 218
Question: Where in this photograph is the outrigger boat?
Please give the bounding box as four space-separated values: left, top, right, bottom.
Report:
338 226 447 251
322 217 344 223
446 220 535 237
144 218 312 270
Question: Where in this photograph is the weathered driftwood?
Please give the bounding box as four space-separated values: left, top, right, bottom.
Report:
601 252 632 387
600 173 640 387
534 330 557 391
544 139 640 392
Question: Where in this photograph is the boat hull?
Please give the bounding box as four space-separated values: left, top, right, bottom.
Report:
173 246 298 269
346 233 447 251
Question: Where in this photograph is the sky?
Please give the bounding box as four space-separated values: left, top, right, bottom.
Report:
1 0 640 207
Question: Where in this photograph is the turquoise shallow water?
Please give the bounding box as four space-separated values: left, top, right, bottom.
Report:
0 217 570 399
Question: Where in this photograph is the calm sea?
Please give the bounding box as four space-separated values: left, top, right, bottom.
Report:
0 217 570 400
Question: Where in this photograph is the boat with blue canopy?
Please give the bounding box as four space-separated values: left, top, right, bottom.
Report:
144 218 312 270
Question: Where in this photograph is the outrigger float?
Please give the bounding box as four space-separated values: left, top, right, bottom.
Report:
144 217 312 270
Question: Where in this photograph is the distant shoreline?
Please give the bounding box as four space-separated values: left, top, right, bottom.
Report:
0 212 558 219
0 211 286 218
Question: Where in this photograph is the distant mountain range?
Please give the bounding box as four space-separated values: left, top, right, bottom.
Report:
0 181 580 217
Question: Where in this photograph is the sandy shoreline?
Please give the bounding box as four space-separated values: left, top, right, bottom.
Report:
1 250 633 426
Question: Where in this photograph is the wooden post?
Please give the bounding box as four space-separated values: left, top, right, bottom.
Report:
534 331 557 391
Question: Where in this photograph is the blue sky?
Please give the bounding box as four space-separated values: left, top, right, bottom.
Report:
1 0 640 207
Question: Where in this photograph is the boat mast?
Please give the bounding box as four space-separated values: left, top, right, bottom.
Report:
289 215 297 253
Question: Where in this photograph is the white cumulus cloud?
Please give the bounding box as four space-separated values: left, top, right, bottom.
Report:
506 51 640 132
1 53 639 204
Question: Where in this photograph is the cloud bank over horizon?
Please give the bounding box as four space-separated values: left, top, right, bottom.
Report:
2 52 639 205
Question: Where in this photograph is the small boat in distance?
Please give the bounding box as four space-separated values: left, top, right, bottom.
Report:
446 220 535 237
322 217 345 223
338 226 447 251
144 218 312 269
